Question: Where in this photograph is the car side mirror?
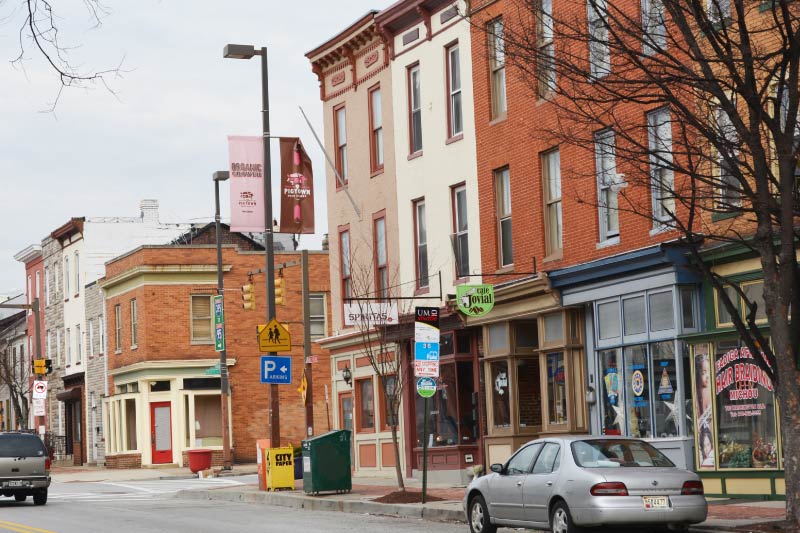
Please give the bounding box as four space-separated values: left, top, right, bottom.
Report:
490 463 504 474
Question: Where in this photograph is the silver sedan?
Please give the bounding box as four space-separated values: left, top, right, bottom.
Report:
464 436 707 533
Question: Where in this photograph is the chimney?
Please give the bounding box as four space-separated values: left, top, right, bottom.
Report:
140 199 159 225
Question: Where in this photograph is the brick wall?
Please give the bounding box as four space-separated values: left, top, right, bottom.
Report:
106 453 142 469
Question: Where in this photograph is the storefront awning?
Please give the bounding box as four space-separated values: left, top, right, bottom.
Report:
56 387 81 402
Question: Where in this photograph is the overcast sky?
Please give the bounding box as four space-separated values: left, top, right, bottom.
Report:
0 0 380 295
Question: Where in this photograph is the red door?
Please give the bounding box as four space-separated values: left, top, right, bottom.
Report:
150 402 173 464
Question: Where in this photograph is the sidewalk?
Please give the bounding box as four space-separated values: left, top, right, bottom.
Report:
51 464 790 531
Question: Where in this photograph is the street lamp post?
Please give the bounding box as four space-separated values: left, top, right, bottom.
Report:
213 170 233 470
223 44 280 445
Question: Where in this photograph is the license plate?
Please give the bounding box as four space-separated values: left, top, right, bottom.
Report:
5 480 27 487
642 496 669 510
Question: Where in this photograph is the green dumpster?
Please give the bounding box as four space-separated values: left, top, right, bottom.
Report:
301 430 352 494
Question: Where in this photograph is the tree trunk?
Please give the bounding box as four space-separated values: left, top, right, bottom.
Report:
773 329 800 526
390 424 405 491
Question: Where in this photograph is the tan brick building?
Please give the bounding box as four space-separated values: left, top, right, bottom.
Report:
99 239 331 468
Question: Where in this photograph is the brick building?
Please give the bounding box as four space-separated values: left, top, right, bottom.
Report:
99 242 331 468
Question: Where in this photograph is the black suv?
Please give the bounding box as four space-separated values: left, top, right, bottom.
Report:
0 432 51 505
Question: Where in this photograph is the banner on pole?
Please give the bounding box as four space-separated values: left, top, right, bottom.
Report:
228 135 265 233
279 138 315 234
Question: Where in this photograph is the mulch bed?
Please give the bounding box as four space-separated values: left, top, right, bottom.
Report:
732 521 800 532
372 490 445 504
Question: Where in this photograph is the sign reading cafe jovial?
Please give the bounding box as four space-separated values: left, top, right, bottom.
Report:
456 284 495 317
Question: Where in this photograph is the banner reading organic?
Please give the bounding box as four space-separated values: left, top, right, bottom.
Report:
228 136 264 233
279 138 315 234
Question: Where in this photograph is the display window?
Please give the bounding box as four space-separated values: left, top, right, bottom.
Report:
546 352 568 425
490 360 511 428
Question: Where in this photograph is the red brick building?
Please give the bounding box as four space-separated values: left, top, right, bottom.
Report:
99 238 331 468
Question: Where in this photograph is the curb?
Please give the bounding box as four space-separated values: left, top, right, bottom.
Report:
174 489 465 523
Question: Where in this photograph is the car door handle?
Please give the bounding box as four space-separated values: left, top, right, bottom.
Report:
545 481 553 486
516 481 523 486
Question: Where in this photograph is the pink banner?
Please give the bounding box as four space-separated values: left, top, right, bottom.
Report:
228 136 264 233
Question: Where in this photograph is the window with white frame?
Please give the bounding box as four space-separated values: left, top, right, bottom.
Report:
131 299 138 347
334 105 348 184
453 185 469 278
715 106 741 210
595 129 619 241
340 230 351 300
374 216 388 299
542 148 562 256
414 200 429 289
191 295 213 342
647 108 675 225
74 251 80 296
587 0 610 78
44 267 50 306
447 43 463 137
89 320 94 357
537 0 556 96
495 167 513 267
642 0 666 55
46 329 52 360
76 324 82 364
409 64 423 153
64 257 70 297
115 304 122 352
56 328 62 367
488 18 506 118
369 85 383 172
99 316 106 354
27 275 31 307
309 294 326 339
36 270 41 300
66 327 72 365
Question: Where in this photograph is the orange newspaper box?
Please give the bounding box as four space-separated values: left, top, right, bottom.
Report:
256 439 271 491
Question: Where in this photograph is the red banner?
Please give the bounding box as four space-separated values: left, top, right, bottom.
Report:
279 138 315 234
228 136 264 233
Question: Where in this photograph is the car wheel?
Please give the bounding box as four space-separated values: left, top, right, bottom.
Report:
667 524 690 532
33 490 47 506
550 500 582 533
468 495 497 533
14 494 27 502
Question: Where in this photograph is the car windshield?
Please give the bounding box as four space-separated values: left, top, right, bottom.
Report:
0 435 46 457
571 439 674 468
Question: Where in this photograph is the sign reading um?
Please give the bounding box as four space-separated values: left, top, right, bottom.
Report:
258 319 291 352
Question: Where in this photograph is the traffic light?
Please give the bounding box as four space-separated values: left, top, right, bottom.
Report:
45 359 53 375
274 276 286 306
32 359 46 375
241 283 256 310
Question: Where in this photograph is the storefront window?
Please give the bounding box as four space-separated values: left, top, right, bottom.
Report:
543 314 563 345
432 365 459 446
357 378 375 431
651 341 678 438
599 349 623 435
597 300 620 340
623 296 646 335
194 395 222 447
488 323 509 353
693 344 715 468
624 345 652 437
517 358 542 428
546 352 567 425
716 286 737 326
714 341 779 469
490 360 511 428
414 362 476 447
741 281 767 322
682 342 693 438
456 362 477 443
648 291 674 332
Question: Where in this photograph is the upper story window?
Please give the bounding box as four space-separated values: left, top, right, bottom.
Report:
76 324 82 364
414 199 429 289
66 327 72 365
715 106 741 211
642 0 666 55
452 185 469 278
340 229 351 301
309 294 326 339
495 167 514 267
27 275 32 308
74 251 80 296
131 299 138 347
408 64 423 153
99 316 106 354
488 18 507 118
647 107 675 225
89 320 94 357
374 216 388 299
537 0 556 96
115 304 122 352
35 271 41 300
716 280 767 327
595 129 619 242
334 105 348 184
191 295 213 343
707 0 731 25
542 148 563 256
63 257 70 298
44 267 50 306
446 43 463 138
587 0 610 78
369 85 384 172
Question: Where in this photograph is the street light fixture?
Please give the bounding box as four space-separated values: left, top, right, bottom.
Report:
212 170 233 470
223 43 281 446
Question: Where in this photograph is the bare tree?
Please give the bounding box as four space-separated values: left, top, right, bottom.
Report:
5 0 123 109
0 341 31 431
474 0 799 524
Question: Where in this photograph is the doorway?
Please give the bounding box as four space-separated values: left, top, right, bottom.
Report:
150 402 172 464
339 393 353 465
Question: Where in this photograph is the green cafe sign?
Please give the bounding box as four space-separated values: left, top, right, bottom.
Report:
456 284 495 317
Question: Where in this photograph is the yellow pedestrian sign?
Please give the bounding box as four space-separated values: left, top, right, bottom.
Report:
258 319 291 352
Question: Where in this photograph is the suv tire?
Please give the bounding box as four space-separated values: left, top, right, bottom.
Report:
33 490 47 506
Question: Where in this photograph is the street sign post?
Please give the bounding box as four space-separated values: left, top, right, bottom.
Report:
261 356 292 384
32 381 48 399
214 295 225 352
258 319 291 352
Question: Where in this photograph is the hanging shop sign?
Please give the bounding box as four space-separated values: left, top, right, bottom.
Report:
456 284 494 317
228 135 264 233
279 138 315 234
344 302 398 328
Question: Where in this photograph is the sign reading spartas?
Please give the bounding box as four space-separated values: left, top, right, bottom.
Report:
456 284 495 317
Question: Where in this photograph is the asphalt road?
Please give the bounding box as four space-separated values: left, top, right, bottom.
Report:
0 477 467 533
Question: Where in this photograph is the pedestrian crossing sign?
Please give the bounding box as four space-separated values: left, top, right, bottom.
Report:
257 319 291 352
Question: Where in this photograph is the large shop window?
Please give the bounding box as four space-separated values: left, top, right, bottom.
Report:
546 352 568 425
490 360 511 428
356 378 375 432
599 341 682 438
414 362 476 447
693 342 780 470
517 358 542 428
193 395 222 447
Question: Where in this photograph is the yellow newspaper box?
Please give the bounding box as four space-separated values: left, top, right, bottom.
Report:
266 446 295 491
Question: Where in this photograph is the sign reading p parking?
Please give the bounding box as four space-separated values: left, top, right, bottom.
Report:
261 356 292 384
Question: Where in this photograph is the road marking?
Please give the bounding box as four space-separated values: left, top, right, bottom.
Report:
0 521 58 533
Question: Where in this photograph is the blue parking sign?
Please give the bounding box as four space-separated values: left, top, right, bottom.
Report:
414 342 440 361
261 356 292 384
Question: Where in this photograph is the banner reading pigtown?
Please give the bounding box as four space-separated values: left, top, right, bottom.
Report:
228 136 264 233
279 138 315 234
